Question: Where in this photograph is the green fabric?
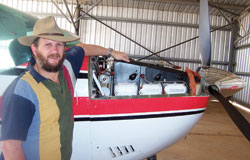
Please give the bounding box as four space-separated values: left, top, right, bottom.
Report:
42 70 73 160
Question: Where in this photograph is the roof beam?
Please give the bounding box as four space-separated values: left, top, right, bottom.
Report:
135 0 247 11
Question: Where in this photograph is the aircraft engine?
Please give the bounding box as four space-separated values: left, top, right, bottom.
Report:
90 56 195 98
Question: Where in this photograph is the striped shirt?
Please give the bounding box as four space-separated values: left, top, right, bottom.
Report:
0 46 85 160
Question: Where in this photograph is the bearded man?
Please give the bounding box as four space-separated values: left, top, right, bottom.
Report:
0 16 129 160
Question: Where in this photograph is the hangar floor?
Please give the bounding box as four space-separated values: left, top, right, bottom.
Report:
155 101 250 160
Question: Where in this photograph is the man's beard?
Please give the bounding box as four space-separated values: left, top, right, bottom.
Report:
35 51 65 72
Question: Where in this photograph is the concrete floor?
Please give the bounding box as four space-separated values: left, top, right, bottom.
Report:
155 101 250 160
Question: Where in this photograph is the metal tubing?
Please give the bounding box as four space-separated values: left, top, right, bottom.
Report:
80 16 231 31
228 22 238 72
208 2 240 16
137 23 232 61
62 0 78 32
235 43 250 49
75 0 103 22
51 0 71 23
235 32 250 45
75 0 81 35
130 55 230 65
79 9 155 55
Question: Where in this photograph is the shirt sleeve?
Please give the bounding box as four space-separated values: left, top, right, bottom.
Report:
65 46 85 78
1 78 35 141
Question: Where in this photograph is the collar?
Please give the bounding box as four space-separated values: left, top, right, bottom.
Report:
28 63 47 83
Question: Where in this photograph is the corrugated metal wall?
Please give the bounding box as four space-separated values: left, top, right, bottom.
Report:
234 12 250 106
0 0 76 32
80 5 230 71
1 0 248 106
0 0 232 72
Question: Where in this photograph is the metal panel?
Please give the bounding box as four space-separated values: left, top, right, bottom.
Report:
80 5 231 71
3 0 250 16
233 12 250 106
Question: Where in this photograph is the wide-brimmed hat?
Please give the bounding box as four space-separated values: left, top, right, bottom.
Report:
18 16 80 46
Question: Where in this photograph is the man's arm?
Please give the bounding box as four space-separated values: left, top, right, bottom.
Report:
76 43 130 62
1 140 26 160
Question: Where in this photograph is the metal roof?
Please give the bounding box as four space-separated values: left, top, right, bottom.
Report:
74 0 250 17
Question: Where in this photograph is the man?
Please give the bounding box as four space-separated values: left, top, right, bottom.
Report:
0 16 129 160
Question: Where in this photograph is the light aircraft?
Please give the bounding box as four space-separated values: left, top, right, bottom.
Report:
0 1 249 160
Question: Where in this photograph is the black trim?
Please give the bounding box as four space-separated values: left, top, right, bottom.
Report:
0 110 205 124
74 109 205 122
78 72 88 79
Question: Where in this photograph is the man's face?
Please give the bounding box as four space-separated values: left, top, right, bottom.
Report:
32 38 65 72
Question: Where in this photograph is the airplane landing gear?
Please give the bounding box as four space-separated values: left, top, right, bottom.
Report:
147 155 157 160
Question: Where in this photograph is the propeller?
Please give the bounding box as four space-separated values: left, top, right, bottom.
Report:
199 0 211 67
198 0 250 141
209 86 250 141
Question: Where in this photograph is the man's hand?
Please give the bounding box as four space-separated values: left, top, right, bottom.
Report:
111 50 130 62
76 43 130 62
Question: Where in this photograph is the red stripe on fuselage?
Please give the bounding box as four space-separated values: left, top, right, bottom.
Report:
80 56 89 71
73 96 209 116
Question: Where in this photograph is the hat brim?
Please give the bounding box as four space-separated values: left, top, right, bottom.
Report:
18 34 80 46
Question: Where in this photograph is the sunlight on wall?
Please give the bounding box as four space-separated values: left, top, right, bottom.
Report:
0 40 15 69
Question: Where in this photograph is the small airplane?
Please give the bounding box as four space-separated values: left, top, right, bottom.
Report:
0 1 249 160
